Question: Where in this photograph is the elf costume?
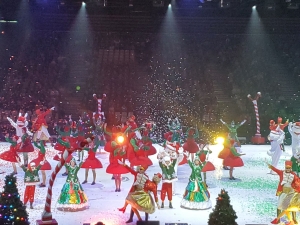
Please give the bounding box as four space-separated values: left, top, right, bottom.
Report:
220 119 246 147
180 155 211 210
159 155 178 208
20 162 42 209
57 158 88 211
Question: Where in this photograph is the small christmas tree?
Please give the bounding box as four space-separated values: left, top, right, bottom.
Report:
0 174 29 225
208 189 238 225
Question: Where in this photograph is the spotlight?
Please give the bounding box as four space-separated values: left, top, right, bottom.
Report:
215 137 225 145
116 135 125 144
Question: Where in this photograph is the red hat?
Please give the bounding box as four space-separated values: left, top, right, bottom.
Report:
13 135 19 141
285 161 292 168
155 173 162 178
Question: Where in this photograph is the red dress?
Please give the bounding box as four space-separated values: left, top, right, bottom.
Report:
16 136 34 153
81 148 103 169
30 151 52 170
183 137 199 153
0 142 20 163
218 139 244 168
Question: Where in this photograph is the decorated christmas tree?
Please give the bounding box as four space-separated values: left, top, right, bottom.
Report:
208 189 238 225
0 174 29 225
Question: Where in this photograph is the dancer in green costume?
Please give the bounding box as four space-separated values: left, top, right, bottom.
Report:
180 152 211 210
57 157 88 211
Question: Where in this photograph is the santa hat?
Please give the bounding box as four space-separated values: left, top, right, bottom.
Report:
285 161 292 168
155 173 162 179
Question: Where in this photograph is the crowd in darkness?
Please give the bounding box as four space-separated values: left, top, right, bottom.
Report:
0 26 300 140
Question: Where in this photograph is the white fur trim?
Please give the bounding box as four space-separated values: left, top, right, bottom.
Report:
180 198 212 210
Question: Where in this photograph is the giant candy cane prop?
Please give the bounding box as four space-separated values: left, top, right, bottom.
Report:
247 92 262 136
93 93 106 116
41 149 71 221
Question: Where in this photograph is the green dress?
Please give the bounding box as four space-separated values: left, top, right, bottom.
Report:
180 160 211 210
57 162 88 211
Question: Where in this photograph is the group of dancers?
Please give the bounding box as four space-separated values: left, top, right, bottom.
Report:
0 100 249 224
3 96 299 224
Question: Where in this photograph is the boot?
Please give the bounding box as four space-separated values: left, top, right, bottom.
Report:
292 211 298 224
145 213 149 221
161 202 164 208
125 210 134 223
271 218 279 224
169 201 173 208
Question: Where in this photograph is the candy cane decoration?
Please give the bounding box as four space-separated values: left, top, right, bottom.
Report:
41 149 70 221
93 93 106 116
248 92 261 136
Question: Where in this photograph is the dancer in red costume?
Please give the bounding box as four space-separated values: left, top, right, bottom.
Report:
183 127 199 161
140 121 157 157
32 107 55 143
30 140 52 187
81 137 103 185
218 135 245 180
0 134 21 174
197 142 215 186
105 124 130 192
120 172 162 223
267 160 299 225
128 128 153 168
7 113 32 166
16 128 34 166
118 162 149 219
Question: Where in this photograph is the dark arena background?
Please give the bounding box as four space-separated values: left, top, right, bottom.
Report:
1 0 300 225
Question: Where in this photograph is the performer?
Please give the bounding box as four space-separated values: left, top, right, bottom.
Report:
7 113 32 166
121 173 162 222
220 119 246 147
0 134 21 175
218 136 244 180
140 120 157 157
267 160 299 225
292 146 300 177
197 143 215 187
159 155 178 208
30 141 52 187
92 112 106 153
277 117 289 152
105 125 130 192
57 157 88 211
289 122 300 156
81 137 103 185
164 117 183 144
16 128 34 167
180 152 211 210
32 107 55 142
183 127 200 160
267 127 285 175
17 158 44 209
118 162 149 219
